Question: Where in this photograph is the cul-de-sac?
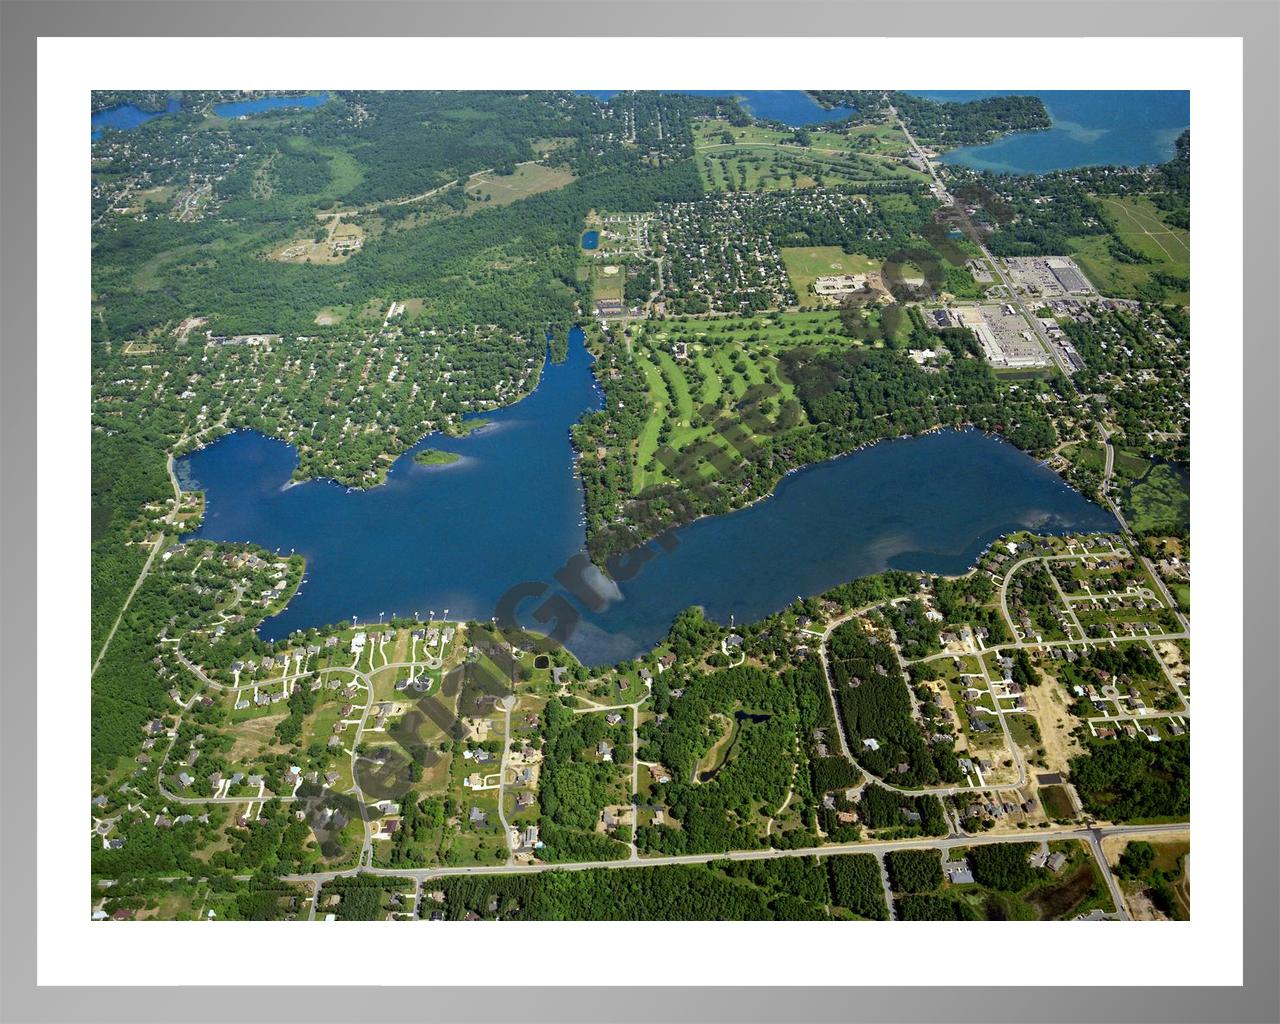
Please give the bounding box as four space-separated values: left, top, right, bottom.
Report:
91 89 1190 922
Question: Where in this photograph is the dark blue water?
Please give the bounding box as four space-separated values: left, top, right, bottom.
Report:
906 90 1189 173
91 99 181 140
213 92 330 118
581 230 600 250
179 327 1116 665
581 90 855 127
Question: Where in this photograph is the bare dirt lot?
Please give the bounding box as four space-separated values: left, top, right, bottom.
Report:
228 710 290 763
1154 640 1190 688
1101 831 1191 920
1023 674 1083 774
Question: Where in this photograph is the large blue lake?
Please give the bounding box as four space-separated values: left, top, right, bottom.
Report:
907 90 1189 173
179 327 1117 665
213 92 330 118
91 92 331 138
91 99 181 140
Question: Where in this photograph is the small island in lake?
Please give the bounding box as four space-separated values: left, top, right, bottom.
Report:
89 88 1191 925
413 448 461 467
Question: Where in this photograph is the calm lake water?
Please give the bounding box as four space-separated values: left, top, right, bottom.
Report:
179 327 1117 665
91 99 181 140
213 92 331 118
92 92 331 138
907 90 1189 173
581 90 856 127
581 230 600 250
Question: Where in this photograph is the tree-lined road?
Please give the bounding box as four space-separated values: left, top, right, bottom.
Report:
277 820 1184 918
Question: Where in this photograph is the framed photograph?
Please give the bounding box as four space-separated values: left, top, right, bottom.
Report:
1 3 1276 1022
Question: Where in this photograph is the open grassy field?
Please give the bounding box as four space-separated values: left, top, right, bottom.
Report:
780 246 881 301
1061 441 1105 473
1039 784 1076 820
464 161 577 212
123 184 178 215
1006 713 1041 748
1104 834 1190 920
1109 450 1189 536
133 242 225 291
1097 196 1190 273
291 136 365 203
842 122 913 157
1147 838 1191 920
226 709 290 764
313 306 348 326
589 262 625 307
694 714 735 781
1070 195 1189 304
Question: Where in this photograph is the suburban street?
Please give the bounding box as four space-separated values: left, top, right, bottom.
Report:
85 90 1194 931
271 820 1187 922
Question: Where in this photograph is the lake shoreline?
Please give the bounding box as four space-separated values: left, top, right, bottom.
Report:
177 328 1116 664
590 422 1055 580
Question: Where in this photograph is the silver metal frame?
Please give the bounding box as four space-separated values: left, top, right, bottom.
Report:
1 2 1275 1021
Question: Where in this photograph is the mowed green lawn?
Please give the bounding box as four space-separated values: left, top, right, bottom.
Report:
691 119 927 193
655 349 695 423
626 312 856 494
692 118 912 160
633 353 670 491
698 147 924 193
654 309 851 348
780 246 881 301
692 350 723 407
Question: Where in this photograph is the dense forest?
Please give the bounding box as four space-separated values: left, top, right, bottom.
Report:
436 853 886 920
826 620 962 788
93 90 716 341
636 663 818 855
91 425 172 649
1069 736 1190 821
535 695 631 863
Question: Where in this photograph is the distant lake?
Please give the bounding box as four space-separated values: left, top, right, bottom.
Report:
213 92 330 118
907 90 1189 173
91 99 181 140
179 327 1117 666
581 90 855 127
